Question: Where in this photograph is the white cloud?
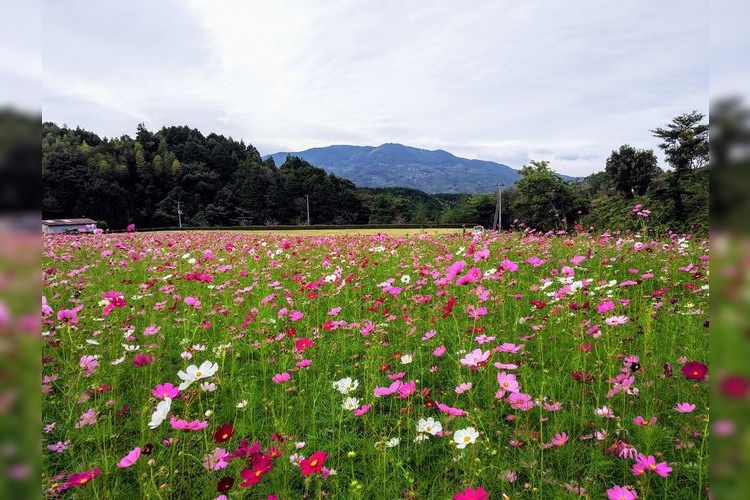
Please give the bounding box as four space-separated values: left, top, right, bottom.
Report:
42 0 707 176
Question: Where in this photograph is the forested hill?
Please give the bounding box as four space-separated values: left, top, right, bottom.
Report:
267 143 521 193
42 123 370 228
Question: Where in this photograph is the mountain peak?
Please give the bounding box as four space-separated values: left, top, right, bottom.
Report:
266 144 516 193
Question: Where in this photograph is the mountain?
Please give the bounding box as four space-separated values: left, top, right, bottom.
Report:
266 143 524 193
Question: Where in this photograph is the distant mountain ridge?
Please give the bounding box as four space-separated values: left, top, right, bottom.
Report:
266 143 574 193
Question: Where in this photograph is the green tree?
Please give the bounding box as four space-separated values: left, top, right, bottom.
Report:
605 145 660 197
512 160 575 230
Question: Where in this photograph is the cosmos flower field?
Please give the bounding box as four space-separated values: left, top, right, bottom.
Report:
42 228 709 499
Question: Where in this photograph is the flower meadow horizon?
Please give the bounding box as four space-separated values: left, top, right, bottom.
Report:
42 228 708 497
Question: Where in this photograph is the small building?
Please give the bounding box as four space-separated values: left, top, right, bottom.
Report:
42 218 98 234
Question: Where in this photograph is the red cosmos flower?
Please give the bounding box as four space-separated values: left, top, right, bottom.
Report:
295 338 314 352
441 296 456 319
299 450 327 476
239 455 274 487
214 423 235 444
571 370 595 382
217 476 234 492
720 375 750 399
681 361 708 381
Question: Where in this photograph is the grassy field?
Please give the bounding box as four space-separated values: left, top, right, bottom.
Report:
42 229 709 499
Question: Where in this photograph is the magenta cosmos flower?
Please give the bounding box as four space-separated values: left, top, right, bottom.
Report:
681 361 708 381
452 486 489 500
152 382 180 400
632 454 672 477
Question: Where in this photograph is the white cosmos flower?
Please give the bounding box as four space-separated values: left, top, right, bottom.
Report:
148 397 172 429
400 274 411 284
385 437 400 448
416 418 442 436
453 427 479 449
342 397 360 410
332 377 359 394
177 360 219 390
400 353 413 365
236 400 248 408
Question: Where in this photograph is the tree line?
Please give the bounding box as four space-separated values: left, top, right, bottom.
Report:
42 111 707 234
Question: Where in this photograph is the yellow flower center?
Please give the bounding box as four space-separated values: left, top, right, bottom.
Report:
649 463 657 470
463 436 471 442
80 477 89 484
222 433 229 440
310 459 318 467
255 469 262 477
503 382 509 387
425 426 432 432
196 371 202 377
693 371 699 376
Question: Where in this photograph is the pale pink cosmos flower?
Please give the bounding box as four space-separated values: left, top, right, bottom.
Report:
79 355 99 377
548 432 568 447
496 372 520 397
460 348 490 368
507 392 534 411
606 485 638 500
74 408 97 428
143 325 161 336
675 402 696 413
47 440 71 453
605 315 629 326
455 382 473 394
203 448 230 471
433 345 446 357
421 329 437 341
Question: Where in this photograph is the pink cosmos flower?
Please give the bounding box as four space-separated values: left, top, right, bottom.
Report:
203 447 230 471
633 416 657 427
272 372 291 384
289 311 304 321
674 402 696 413
460 349 490 368
74 408 97 428
632 454 672 477
422 329 437 341
170 416 209 430
507 392 534 411
327 307 342 316
597 301 615 314
433 345 446 357
453 486 489 500
296 359 312 368
606 485 638 500
397 380 416 398
117 447 141 468
435 401 467 416
47 440 71 453
374 380 402 397
144 324 161 336
57 308 79 324
353 404 371 416
184 296 201 309
549 432 568 447
42 296 54 317
500 259 518 272
152 382 180 400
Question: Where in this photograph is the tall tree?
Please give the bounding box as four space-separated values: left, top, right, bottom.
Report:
652 111 708 217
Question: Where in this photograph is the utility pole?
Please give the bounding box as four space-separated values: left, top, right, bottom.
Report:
177 201 183 229
493 184 504 231
305 195 310 226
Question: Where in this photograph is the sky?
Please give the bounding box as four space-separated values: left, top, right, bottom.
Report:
36 0 709 176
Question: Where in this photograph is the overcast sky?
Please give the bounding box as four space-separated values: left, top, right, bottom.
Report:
39 0 708 176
